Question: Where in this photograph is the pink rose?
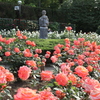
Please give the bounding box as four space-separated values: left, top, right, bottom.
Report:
50 56 58 63
18 66 31 80
89 88 100 100
82 77 100 93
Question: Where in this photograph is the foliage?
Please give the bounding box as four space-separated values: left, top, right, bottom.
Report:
26 20 38 32
49 22 59 31
1 0 100 32
96 25 100 35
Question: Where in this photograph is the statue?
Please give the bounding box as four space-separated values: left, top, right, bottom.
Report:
39 10 49 39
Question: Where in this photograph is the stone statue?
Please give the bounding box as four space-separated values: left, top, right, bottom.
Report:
39 10 49 39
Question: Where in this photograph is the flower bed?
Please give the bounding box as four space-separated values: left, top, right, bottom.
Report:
0 29 100 100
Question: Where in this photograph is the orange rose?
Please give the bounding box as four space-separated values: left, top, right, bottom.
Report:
87 65 93 72
25 60 36 67
22 35 27 39
14 47 20 53
23 52 33 57
26 40 32 45
68 73 77 85
31 41 36 46
74 66 89 78
64 38 70 44
55 90 66 99
5 72 14 82
39 89 58 100
14 88 40 100
40 71 53 81
55 73 68 86
18 66 31 80
4 51 11 56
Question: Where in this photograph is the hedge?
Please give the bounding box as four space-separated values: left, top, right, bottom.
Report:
30 39 65 50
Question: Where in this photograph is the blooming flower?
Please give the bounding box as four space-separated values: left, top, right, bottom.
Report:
55 90 66 99
74 40 80 45
74 66 89 78
55 73 68 86
67 49 75 55
23 52 33 57
68 73 77 85
25 60 36 67
0 71 7 84
45 54 50 58
60 63 71 75
89 88 100 100
14 47 20 53
78 38 85 42
4 51 11 56
5 71 14 82
87 65 93 72
26 40 32 45
16 30 22 37
39 89 58 100
64 38 70 44
34 54 38 58
50 56 58 63
14 88 40 100
46 51 51 54
40 70 53 81
22 35 27 39
82 77 100 93
35 49 42 54
65 26 72 31
0 66 14 83
18 66 31 80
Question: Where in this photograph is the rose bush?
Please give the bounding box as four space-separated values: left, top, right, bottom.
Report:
0 29 100 100
0 30 50 73
0 66 14 99
11 37 100 100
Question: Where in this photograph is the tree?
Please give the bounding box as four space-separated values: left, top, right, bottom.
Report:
67 0 97 32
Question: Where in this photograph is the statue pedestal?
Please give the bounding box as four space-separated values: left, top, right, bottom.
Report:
39 27 48 39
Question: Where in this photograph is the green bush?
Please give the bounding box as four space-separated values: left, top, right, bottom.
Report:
96 25 100 35
49 22 59 31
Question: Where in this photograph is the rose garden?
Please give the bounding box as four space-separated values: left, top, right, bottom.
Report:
0 26 100 100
